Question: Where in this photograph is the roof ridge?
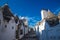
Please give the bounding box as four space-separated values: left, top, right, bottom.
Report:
47 10 56 18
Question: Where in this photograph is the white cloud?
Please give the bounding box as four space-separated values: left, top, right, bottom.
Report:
19 16 40 26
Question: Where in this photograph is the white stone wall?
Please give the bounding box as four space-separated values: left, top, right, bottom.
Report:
0 18 16 40
25 27 28 35
19 25 24 39
35 25 39 35
38 20 46 40
19 25 28 39
0 9 4 32
0 9 4 40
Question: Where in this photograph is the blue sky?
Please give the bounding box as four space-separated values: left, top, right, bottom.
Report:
0 0 60 27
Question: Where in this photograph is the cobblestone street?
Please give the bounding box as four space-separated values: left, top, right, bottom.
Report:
20 31 38 40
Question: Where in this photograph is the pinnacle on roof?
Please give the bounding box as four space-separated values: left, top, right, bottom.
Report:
47 9 56 18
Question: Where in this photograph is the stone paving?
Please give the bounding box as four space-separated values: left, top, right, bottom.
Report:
20 31 38 40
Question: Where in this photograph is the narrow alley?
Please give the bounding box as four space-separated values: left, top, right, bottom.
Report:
20 31 38 40
1 0 60 40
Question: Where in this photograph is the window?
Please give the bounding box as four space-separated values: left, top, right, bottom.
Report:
20 30 23 35
5 25 7 28
12 26 14 29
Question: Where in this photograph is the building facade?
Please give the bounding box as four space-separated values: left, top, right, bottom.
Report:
16 17 29 40
0 4 17 40
22 18 28 35
0 4 29 40
35 9 60 40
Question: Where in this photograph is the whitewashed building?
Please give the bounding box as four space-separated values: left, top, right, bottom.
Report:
22 18 28 35
18 19 24 39
16 18 29 40
35 22 40 38
0 4 17 40
35 9 60 40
